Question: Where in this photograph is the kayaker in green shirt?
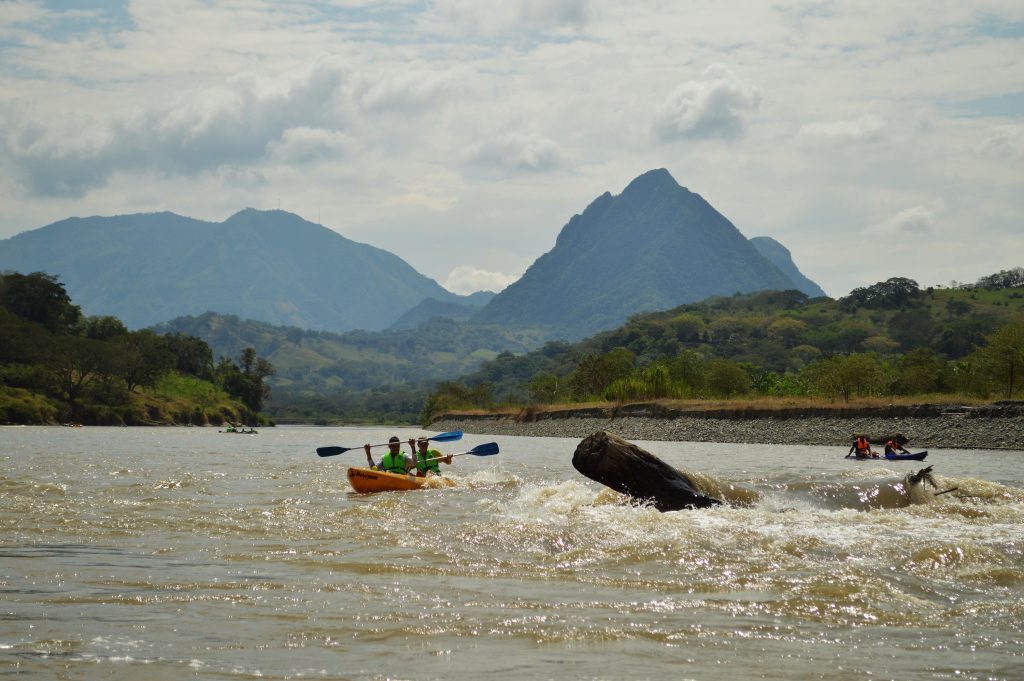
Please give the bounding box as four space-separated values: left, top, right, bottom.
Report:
411 437 453 477
365 436 415 473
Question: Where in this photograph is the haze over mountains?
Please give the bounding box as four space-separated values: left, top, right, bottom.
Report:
0 169 824 340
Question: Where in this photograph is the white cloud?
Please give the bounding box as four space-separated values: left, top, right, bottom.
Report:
444 265 519 295
652 64 762 142
4 59 354 196
353 66 459 113
466 132 566 172
422 0 590 34
1 1 1022 304
0 1 48 27
268 127 352 164
867 205 937 236
798 114 887 146
977 123 1024 159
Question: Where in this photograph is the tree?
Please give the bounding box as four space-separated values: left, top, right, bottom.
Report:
975 267 1024 290
975 321 1024 398
420 380 493 423
767 317 807 348
116 330 176 392
945 299 972 318
669 313 706 342
888 308 937 352
934 316 996 359
804 353 884 402
706 359 751 397
222 347 275 414
0 271 82 333
83 315 128 341
529 373 562 404
665 349 707 394
834 321 875 353
44 336 115 403
570 349 634 399
0 308 52 364
892 347 946 395
163 332 214 379
842 277 921 310
861 335 899 355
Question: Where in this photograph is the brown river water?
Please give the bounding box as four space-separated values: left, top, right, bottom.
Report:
1 425 1022 680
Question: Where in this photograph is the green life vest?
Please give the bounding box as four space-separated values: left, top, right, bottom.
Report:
381 450 408 474
416 449 442 476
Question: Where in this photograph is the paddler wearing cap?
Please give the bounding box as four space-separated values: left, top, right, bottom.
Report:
410 437 454 477
364 436 416 474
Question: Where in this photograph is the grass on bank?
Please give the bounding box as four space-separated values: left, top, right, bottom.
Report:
136 373 248 425
0 373 252 426
435 394 1001 420
0 386 62 424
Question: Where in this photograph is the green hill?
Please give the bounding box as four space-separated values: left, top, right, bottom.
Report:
153 312 545 423
425 271 1024 419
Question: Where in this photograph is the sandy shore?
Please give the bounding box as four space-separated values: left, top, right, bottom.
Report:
430 406 1024 450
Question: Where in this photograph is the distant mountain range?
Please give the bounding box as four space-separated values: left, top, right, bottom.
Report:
0 209 462 333
472 169 823 339
389 291 495 331
0 168 824 340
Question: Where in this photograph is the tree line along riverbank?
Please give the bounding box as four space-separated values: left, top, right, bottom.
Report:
429 402 1024 450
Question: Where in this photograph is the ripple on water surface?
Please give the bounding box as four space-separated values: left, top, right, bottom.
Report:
1 427 1022 680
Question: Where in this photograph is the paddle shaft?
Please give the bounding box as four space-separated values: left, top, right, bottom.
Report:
317 431 461 457
419 442 500 463
365 431 461 449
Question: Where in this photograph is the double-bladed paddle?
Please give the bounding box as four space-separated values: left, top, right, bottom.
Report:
316 430 462 458
421 441 499 462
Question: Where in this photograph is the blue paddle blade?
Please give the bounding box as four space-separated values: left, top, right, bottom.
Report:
430 430 463 442
468 442 499 456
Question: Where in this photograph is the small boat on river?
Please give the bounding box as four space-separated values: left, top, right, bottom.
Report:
885 450 928 461
346 466 426 493
848 451 928 462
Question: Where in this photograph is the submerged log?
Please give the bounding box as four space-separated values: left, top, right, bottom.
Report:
572 431 721 511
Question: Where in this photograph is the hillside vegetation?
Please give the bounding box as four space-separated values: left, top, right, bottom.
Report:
422 270 1024 423
0 272 274 425
153 312 546 423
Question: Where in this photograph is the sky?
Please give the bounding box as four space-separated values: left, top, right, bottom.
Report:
0 1 1021 299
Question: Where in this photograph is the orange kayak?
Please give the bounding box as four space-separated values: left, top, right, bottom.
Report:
346 467 427 493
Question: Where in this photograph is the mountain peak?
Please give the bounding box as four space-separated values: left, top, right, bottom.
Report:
475 169 815 339
621 168 681 195
225 207 302 223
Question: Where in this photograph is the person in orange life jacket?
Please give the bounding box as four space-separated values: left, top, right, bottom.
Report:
884 437 910 456
364 436 415 473
848 433 877 458
409 437 453 477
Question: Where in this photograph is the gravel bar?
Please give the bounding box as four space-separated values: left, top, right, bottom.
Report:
429 411 1024 450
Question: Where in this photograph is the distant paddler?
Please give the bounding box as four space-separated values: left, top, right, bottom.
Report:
846 433 877 459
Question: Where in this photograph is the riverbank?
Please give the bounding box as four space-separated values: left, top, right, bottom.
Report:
429 402 1024 450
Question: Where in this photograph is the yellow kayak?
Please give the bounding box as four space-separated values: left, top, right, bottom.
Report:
346 467 427 493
